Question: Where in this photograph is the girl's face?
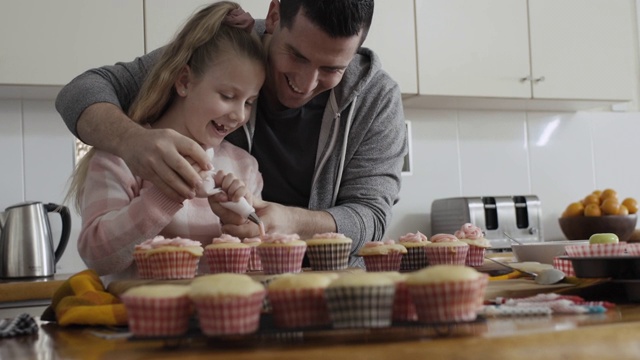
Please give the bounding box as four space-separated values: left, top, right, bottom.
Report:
174 54 264 149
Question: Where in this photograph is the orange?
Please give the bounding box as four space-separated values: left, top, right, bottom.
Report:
599 188 618 203
622 197 638 214
600 197 620 215
582 194 600 206
563 202 585 217
592 190 602 198
584 203 602 217
618 205 630 216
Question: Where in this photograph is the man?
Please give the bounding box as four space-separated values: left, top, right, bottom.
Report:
56 0 406 267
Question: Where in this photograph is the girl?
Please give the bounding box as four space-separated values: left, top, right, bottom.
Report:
66 1 266 279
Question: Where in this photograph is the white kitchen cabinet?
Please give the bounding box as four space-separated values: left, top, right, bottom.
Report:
0 0 144 86
414 0 634 102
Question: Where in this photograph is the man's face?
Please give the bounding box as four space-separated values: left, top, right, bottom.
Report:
265 8 363 110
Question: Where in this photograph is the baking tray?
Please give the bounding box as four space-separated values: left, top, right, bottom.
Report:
612 280 640 302
561 255 640 279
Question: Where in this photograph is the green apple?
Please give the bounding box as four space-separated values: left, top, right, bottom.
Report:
589 233 619 244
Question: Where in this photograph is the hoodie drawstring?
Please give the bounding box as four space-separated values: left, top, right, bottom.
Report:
331 95 357 206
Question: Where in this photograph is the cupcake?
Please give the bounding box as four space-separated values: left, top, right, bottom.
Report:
257 233 307 274
325 272 396 329
405 265 488 324
358 240 407 272
267 273 337 329
305 232 353 271
243 236 263 271
145 237 203 279
204 234 251 274
397 231 430 271
188 274 265 336
423 233 469 265
379 271 417 322
120 284 192 337
454 223 491 267
133 236 162 279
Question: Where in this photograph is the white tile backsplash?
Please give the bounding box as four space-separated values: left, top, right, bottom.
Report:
0 100 24 207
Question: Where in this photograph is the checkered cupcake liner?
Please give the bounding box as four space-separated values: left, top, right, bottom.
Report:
363 253 404 272
257 246 307 274
205 247 251 274
121 295 192 337
192 291 266 336
627 243 640 256
324 285 396 329
268 289 331 329
306 243 351 271
465 246 486 267
408 274 488 324
247 247 263 271
392 282 417 322
565 242 627 257
148 252 200 279
424 246 469 266
553 257 575 277
133 252 152 279
400 246 428 271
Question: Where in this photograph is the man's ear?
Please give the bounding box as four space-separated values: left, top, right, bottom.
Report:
174 65 191 96
265 0 280 34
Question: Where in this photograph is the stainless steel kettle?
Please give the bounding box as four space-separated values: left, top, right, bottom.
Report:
0 201 71 278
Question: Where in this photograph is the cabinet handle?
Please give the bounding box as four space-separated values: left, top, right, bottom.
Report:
520 76 532 82
534 76 546 83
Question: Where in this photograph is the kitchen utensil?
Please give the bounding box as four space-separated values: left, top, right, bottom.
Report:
558 214 636 242
0 201 71 278
511 240 589 264
208 188 261 226
484 257 565 285
503 231 524 245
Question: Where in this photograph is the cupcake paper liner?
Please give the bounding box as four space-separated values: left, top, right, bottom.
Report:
423 246 468 266
465 246 486 267
553 257 576 277
205 247 251 274
565 242 627 257
306 243 351 271
363 253 404 272
268 289 331 329
192 291 266 336
257 246 307 274
148 251 200 279
324 285 395 329
399 246 428 271
121 295 191 337
247 247 263 271
627 243 640 256
133 252 152 279
408 274 488 324
392 282 417 322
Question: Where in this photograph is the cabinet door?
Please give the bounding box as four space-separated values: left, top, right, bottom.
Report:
416 0 531 98
0 0 143 86
363 0 417 94
529 0 633 101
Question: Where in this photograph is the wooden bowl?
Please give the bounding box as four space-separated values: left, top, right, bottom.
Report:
558 215 637 242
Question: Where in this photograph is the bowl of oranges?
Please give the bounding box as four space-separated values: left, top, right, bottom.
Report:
559 189 637 242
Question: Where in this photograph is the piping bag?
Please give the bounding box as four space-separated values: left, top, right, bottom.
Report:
196 148 262 226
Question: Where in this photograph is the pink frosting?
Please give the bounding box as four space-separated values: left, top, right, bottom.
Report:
398 231 428 243
262 233 301 244
454 223 484 240
135 235 201 250
312 232 346 239
242 236 262 244
212 234 241 244
430 233 459 243
364 239 396 248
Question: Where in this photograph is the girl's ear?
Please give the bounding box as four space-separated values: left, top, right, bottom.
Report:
265 0 280 34
174 65 191 97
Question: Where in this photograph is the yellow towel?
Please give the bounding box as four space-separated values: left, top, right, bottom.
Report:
42 269 128 326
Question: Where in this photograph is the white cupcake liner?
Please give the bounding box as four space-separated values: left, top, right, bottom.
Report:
392 282 417 322
247 246 263 271
205 247 251 274
324 285 395 329
257 245 307 274
424 246 468 266
465 246 486 267
133 252 152 279
268 288 331 329
399 246 428 271
121 295 191 337
306 243 351 271
362 253 404 272
148 252 200 279
191 291 266 336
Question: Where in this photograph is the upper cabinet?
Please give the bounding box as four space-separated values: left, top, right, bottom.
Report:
413 0 635 103
0 0 144 86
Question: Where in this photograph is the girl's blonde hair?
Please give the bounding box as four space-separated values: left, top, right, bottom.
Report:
65 1 266 210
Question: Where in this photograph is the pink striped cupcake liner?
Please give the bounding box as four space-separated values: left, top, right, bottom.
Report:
627 243 640 256
392 282 417 322
148 252 200 279
363 253 404 272
400 246 429 271
268 288 331 329
306 243 351 271
192 291 266 336
324 284 396 329
257 246 307 274
247 246 263 271
565 242 627 257
465 246 486 267
120 295 192 337
205 247 251 274
553 256 575 277
424 246 469 266
408 274 488 324
133 252 152 279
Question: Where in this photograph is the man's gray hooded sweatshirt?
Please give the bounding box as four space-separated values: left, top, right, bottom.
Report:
55 22 408 268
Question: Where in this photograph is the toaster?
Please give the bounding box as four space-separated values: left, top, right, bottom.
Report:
430 195 543 249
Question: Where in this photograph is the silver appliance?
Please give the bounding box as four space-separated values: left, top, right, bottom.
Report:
0 201 71 278
430 195 542 249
